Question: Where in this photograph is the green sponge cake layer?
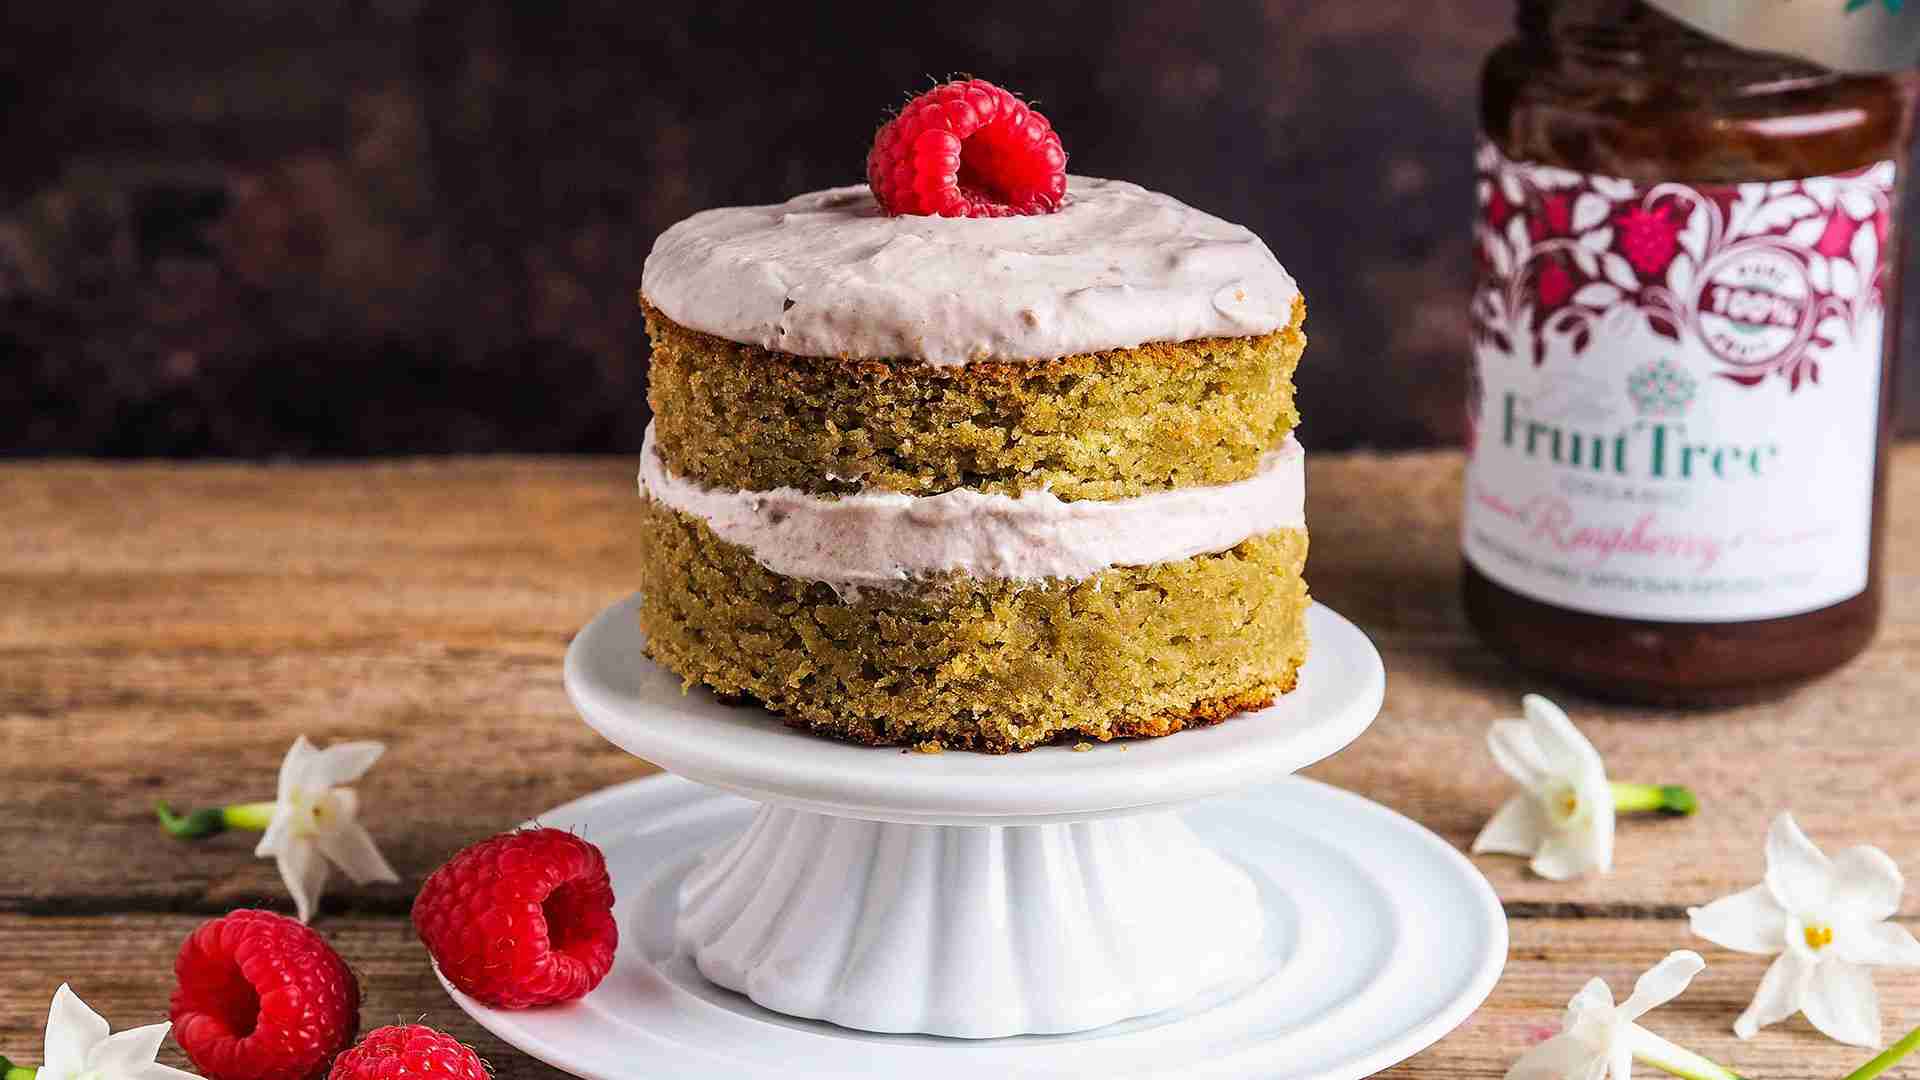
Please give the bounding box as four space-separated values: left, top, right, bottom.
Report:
643 298 1304 501
635 499 1310 753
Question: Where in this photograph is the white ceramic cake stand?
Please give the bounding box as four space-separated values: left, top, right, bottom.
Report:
435 594 1508 1078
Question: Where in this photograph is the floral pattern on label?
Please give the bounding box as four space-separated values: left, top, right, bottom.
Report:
1463 140 1892 623
1472 143 1892 393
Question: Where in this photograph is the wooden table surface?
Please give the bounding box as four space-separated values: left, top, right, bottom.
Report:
4 448 1918 1078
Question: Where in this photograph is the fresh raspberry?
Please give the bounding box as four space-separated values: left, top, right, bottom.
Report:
171 909 361 1080
411 828 617 1009
326 1026 487 1080
866 78 1068 218
1615 203 1681 277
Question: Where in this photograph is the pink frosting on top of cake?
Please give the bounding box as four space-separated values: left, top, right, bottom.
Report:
640 176 1299 366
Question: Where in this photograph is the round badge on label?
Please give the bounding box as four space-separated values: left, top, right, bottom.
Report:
1694 245 1813 370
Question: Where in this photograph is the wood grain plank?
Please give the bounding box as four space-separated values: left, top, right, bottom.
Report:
0 459 642 911
4 914 1914 1079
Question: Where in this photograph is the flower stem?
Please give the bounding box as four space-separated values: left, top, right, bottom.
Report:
0 1055 36 1080
157 800 277 839
1843 1024 1920 1080
1612 782 1698 816
1635 1027 1745 1080
223 801 277 830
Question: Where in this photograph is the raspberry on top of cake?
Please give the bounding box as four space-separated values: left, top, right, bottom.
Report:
634 79 1311 752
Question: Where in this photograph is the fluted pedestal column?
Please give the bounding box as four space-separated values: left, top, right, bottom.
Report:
677 805 1263 1038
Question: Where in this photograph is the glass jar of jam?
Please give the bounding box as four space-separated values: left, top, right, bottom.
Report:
1462 0 1914 705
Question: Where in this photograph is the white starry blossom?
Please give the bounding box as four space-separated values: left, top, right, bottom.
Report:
1506 952 1737 1080
33 984 200 1080
1474 695 1616 881
255 736 399 923
1690 812 1920 1048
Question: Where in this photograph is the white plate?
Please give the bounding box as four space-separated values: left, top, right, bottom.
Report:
564 594 1386 825
438 774 1507 1080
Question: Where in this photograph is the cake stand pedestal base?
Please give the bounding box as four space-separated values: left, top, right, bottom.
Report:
678 805 1263 1037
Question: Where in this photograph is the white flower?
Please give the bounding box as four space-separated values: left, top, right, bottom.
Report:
1689 812 1920 1047
1473 695 1616 880
38 984 199 1080
1507 951 1735 1080
256 736 398 923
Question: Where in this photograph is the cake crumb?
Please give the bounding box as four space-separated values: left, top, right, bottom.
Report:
1073 741 1094 752
911 740 945 754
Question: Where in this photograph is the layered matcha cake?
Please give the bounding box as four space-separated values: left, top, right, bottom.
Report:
634 80 1310 752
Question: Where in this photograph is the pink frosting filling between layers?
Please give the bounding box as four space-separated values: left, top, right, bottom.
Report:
638 423 1306 592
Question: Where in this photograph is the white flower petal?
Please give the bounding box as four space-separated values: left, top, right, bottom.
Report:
307 741 385 788
44 983 110 1079
1475 794 1551 857
276 736 321 803
1608 1039 1634 1080
253 804 296 859
1523 695 1607 782
1734 952 1812 1039
1489 720 1553 791
1505 1033 1605 1080
1801 959 1881 1048
86 1022 170 1075
1532 830 1601 881
316 821 399 885
1618 950 1705 1021
1764 812 1833 915
1829 845 1904 925
327 788 359 823
1836 921 1920 968
1568 976 1615 1019
1578 773 1615 876
276 841 330 924
1689 885 1790 955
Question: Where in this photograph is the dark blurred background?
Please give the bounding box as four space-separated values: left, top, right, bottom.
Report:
4 0 1916 458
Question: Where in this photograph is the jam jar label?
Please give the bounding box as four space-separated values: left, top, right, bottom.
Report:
1464 139 1893 622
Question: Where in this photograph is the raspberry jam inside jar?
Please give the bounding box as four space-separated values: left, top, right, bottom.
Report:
1463 0 1915 705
